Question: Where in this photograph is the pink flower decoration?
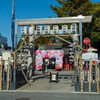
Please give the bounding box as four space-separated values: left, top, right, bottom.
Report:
60 50 64 53
59 53 64 57
36 50 39 54
48 53 52 58
39 50 42 54
44 53 48 58
54 50 58 54
55 64 60 70
48 50 51 54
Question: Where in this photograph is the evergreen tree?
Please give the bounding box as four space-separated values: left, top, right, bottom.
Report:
50 0 100 55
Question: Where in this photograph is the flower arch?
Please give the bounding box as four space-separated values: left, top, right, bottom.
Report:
35 50 64 70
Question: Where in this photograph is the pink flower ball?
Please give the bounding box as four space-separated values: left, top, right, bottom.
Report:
36 50 39 54
39 50 42 54
44 54 48 58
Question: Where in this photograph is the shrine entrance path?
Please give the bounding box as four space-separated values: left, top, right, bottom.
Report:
18 71 74 93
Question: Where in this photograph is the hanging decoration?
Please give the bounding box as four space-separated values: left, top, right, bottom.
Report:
35 50 64 70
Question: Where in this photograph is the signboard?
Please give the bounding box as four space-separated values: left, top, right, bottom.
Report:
83 38 90 52
52 74 56 81
2 51 11 60
83 38 90 44
82 53 98 61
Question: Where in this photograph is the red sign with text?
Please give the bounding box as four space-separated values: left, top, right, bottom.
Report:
83 38 90 45
93 61 98 65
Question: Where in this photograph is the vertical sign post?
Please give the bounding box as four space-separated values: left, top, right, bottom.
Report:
83 38 90 82
83 38 90 52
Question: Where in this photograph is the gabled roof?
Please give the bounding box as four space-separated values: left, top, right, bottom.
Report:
88 46 98 52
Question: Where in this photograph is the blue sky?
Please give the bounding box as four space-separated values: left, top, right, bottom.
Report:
0 0 99 46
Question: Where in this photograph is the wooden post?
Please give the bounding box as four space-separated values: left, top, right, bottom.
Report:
95 62 99 93
18 55 28 65
89 58 92 92
67 32 79 47
76 52 79 70
7 57 10 90
21 69 31 86
80 54 83 92
0 58 3 90
12 34 42 54
19 33 29 48
17 52 22 63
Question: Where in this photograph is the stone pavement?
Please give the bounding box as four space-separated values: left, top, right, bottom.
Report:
18 71 74 92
